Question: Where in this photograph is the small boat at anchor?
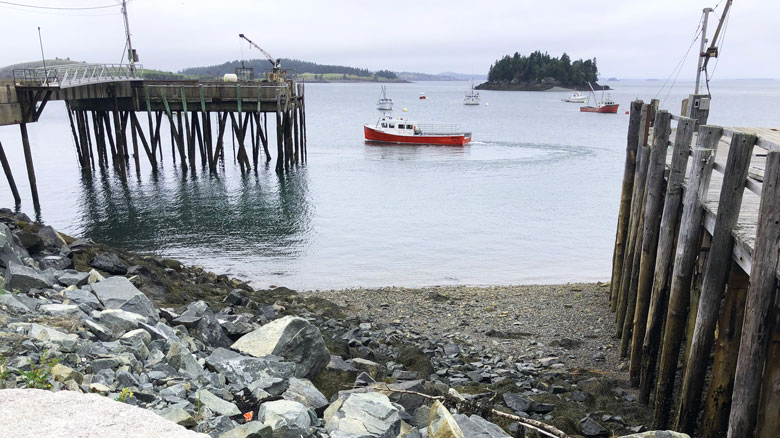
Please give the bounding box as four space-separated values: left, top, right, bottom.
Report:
376 85 393 110
580 82 619 113
464 81 480 105
562 91 588 103
364 114 471 146
418 92 427 100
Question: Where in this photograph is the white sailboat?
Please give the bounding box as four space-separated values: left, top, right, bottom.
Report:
376 86 393 110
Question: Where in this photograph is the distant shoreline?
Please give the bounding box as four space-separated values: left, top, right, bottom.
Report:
476 81 611 92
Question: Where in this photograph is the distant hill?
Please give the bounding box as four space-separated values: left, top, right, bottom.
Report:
0 58 82 78
477 51 609 91
179 58 398 80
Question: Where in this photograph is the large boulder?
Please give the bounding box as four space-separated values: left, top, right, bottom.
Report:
90 252 128 274
257 399 315 438
4 262 52 293
618 433 690 438
91 276 158 322
281 377 329 413
428 401 464 438
0 223 28 269
205 348 296 387
323 392 401 438
219 422 273 438
231 316 330 379
0 388 208 437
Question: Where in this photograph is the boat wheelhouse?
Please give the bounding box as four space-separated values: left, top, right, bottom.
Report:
364 115 471 146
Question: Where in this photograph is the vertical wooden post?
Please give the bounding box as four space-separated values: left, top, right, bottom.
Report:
102 112 118 167
611 100 643 311
64 101 83 166
700 264 749 438
627 110 672 379
293 104 300 164
130 112 140 172
262 112 271 162
755 297 780 438
19 123 40 209
727 151 780 438
90 112 105 169
203 112 213 170
653 125 722 428
638 116 696 402
616 104 651 335
154 111 163 163
0 140 21 206
181 88 195 171
275 89 284 173
676 133 757 434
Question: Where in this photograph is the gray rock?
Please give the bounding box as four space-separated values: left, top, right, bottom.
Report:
196 312 231 349
205 347 296 387
120 328 152 346
502 393 531 414
37 225 65 248
386 380 425 413
174 300 209 327
282 377 328 413
580 417 609 437
91 276 158 322
158 406 197 427
9 322 79 344
617 432 690 438
249 377 289 397
231 316 330 379
97 309 147 336
65 287 102 308
324 392 401 438
90 253 128 275
217 314 255 336
4 262 52 293
0 293 31 314
119 293 159 323
0 223 28 268
39 303 83 318
452 414 510 438
166 342 203 376
39 255 73 271
219 422 273 438
83 319 113 341
196 389 241 417
257 399 314 438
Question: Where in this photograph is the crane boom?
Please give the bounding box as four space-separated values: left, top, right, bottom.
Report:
238 33 280 71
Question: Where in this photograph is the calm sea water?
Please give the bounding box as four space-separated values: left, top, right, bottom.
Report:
1 79 778 290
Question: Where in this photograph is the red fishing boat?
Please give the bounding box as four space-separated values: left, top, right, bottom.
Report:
580 97 619 113
364 115 471 146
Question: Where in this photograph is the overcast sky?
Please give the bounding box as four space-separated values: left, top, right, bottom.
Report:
1 0 776 79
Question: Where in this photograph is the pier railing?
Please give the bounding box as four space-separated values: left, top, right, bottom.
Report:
13 63 144 88
609 99 779 438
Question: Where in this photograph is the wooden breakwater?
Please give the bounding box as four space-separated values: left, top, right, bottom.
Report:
609 98 779 437
0 68 307 212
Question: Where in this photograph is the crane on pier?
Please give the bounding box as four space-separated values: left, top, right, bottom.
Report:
238 33 285 82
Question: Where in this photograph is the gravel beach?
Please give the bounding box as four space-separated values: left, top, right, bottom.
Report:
311 282 622 372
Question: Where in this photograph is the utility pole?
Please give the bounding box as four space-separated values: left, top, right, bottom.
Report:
694 8 713 95
121 0 136 73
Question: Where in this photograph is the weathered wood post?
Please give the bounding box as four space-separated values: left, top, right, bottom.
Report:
677 132 757 433
617 104 651 336
653 125 722 428
625 110 672 365
700 264 749 438
638 115 695 402
275 89 284 173
611 100 644 311
18 123 40 209
756 297 780 438
727 151 780 438
0 140 21 206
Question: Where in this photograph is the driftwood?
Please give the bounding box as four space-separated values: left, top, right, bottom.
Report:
374 383 569 438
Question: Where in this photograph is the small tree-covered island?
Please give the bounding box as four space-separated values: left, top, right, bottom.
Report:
477 50 611 91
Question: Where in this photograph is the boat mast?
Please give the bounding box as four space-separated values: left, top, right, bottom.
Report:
693 8 713 94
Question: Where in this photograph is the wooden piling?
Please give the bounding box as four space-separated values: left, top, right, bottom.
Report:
699 265 749 438
18 123 40 209
627 110 672 381
756 298 780 438
616 104 651 336
676 132 757 433
64 102 83 166
653 125 722 428
611 100 643 311
0 140 21 206
275 90 284 173
638 116 696 402
727 151 780 438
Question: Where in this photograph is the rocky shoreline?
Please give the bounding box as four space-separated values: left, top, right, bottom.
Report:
476 81 611 92
0 209 682 438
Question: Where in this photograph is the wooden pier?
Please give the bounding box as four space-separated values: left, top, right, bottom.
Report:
0 65 307 212
610 98 779 437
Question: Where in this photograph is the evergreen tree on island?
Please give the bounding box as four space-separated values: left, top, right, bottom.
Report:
478 51 609 91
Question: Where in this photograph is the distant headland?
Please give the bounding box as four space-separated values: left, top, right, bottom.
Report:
476 51 611 91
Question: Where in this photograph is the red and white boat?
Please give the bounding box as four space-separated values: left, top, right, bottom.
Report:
364 115 471 146
580 97 619 113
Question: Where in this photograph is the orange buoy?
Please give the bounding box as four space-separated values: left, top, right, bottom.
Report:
625 111 629 114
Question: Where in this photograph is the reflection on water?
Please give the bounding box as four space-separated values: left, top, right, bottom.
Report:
75 166 312 259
